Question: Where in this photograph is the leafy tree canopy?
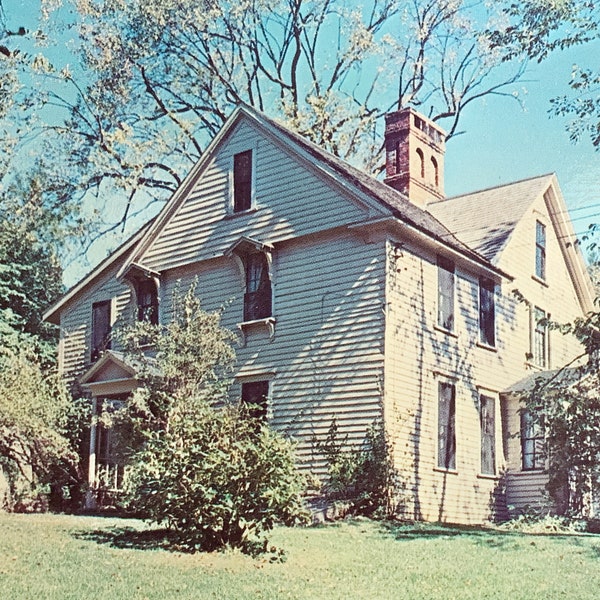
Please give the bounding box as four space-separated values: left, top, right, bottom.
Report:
3 0 528 239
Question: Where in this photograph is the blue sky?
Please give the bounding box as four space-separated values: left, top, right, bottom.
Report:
6 0 600 282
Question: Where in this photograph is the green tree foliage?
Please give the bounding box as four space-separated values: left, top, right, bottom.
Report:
489 1 600 148
23 0 527 233
0 346 80 510
117 285 308 553
520 312 600 518
315 419 399 518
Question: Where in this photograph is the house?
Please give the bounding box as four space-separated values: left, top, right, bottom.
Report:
44 105 594 522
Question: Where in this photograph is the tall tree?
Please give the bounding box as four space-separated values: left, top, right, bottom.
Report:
26 0 527 235
489 1 600 148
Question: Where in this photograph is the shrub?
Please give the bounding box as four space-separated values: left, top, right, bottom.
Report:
125 399 309 553
316 419 398 519
118 285 308 553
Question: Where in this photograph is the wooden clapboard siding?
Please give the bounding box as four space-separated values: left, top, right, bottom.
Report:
142 120 372 273
158 229 386 472
59 264 132 386
505 472 550 513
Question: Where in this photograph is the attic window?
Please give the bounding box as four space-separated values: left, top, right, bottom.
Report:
535 221 546 280
233 150 253 212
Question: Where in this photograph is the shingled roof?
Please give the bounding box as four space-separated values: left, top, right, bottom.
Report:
427 174 554 264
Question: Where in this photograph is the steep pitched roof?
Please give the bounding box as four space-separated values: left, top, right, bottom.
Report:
124 104 504 278
427 174 554 264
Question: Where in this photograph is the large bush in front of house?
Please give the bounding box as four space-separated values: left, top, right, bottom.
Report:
117 284 308 553
0 345 83 511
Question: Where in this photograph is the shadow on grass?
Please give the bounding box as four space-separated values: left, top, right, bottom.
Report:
73 525 181 552
376 520 599 552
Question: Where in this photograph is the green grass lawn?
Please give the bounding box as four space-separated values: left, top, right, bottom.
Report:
1 513 599 599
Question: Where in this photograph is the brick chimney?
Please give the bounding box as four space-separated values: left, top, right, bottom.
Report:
384 108 446 205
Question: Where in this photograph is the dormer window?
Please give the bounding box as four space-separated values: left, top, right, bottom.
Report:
233 150 253 212
136 278 159 325
535 220 546 280
244 252 272 321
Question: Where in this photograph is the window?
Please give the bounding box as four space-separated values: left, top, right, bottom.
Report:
480 395 496 475
136 279 159 325
521 410 544 470
241 380 269 421
535 221 546 280
532 307 548 367
244 252 272 321
431 156 439 187
233 150 253 212
91 300 111 361
479 278 495 347
437 256 455 331
416 147 425 178
438 381 456 470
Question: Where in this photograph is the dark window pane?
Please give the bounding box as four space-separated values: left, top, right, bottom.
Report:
438 381 456 470
241 380 269 421
437 257 454 331
244 253 272 320
479 278 495 347
91 300 111 361
137 279 159 325
234 150 252 212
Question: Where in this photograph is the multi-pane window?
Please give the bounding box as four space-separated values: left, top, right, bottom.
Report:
438 381 456 470
479 278 495 347
136 279 159 325
535 221 546 280
91 300 111 361
532 307 548 367
233 150 253 212
95 398 127 491
521 410 544 470
244 252 272 321
241 380 269 421
480 395 496 475
437 256 455 331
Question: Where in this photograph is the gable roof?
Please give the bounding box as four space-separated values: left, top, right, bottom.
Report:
122 104 504 279
43 219 155 325
427 174 554 264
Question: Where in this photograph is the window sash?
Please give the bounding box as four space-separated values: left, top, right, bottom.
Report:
233 150 252 212
136 279 158 325
479 278 495 347
91 300 111 361
533 307 547 367
244 253 272 321
437 257 455 331
241 380 269 421
521 410 544 470
480 395 496 475
438 381 456 470
535 221 546 280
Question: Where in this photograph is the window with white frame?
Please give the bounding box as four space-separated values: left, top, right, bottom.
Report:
535 220 546 280
521 409 544 471
480 394 496 475
437 381 456 470
532 307 549 368
437 256 455 331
